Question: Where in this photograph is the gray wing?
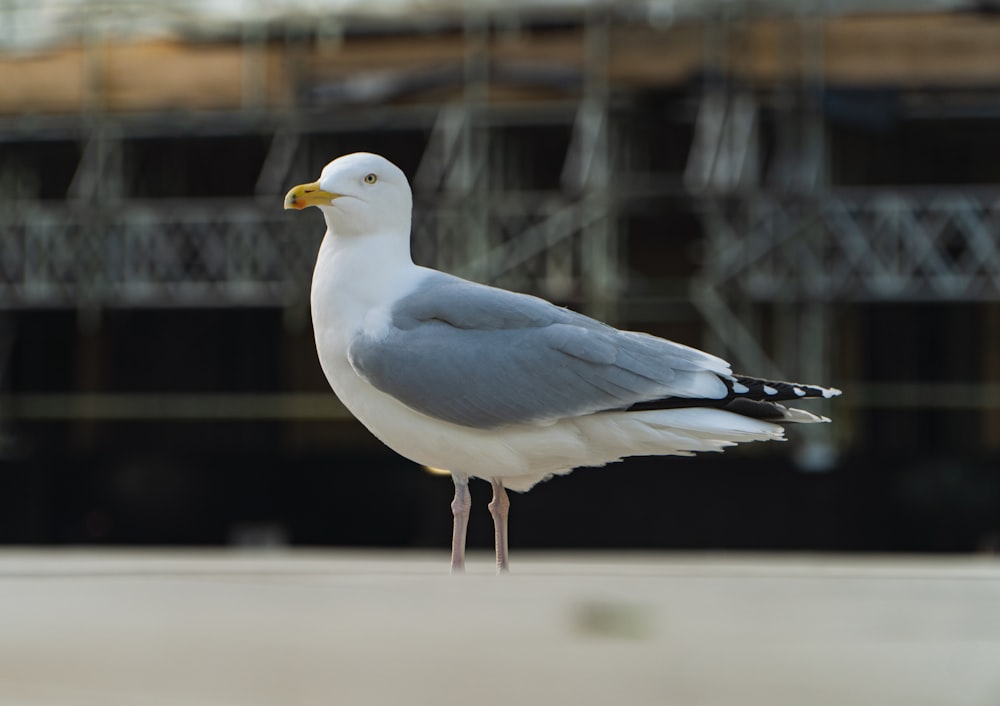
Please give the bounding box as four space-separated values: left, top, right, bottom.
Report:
347 271 733 429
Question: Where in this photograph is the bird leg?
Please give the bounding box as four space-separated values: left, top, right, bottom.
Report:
450 474 471 574
488 478 510 573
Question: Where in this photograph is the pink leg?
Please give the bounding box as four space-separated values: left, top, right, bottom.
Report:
450 475 471 574
488 478 510 573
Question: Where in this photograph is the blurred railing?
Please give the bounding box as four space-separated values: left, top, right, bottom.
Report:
0 203 314 309
697 189 1000 303
0 191 608 310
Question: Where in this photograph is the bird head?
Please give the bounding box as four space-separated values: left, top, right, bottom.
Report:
284 152 412 237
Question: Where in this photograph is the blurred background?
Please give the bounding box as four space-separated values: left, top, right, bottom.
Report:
0 0 998 553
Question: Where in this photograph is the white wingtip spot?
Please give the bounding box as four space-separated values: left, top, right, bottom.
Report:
822 387 842 399
793 387 806 397
763 385 778 396
732 383 750 394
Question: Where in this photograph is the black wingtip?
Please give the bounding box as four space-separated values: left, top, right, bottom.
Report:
729 375 841 403
623 375 840 417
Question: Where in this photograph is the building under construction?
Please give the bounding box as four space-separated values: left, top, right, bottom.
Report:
1 0 999 550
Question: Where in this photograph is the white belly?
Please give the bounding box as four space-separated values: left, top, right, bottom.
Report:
316 342 591 488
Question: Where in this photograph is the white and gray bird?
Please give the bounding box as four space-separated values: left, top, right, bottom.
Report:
284 152 840 573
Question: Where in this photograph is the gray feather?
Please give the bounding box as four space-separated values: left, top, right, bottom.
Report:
348 271 732 429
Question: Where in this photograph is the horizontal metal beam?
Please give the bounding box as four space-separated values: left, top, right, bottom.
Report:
0 393 352 421
0 102 583 143
3 383 997 424
846 383 1000 410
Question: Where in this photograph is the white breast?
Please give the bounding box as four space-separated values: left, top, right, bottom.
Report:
309 230 580 484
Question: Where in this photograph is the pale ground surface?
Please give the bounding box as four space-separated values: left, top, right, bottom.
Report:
0 549 998 706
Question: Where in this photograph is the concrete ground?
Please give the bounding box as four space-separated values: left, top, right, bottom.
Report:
0 550 997 706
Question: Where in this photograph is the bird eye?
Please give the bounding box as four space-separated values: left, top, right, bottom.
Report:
364 173 377 184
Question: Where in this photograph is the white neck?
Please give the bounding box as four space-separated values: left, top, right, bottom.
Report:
310 222 418 334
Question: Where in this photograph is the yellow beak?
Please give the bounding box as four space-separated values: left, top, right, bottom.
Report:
283 181 341 210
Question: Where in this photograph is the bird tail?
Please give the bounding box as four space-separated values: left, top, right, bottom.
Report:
574 407 787 462
626 374 840 424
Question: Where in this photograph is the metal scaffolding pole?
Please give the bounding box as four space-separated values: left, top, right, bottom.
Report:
576 7 617 323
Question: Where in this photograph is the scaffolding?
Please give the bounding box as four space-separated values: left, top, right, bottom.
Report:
2 0 1000 452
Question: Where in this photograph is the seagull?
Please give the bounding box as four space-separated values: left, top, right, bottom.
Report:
284 152 840 573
